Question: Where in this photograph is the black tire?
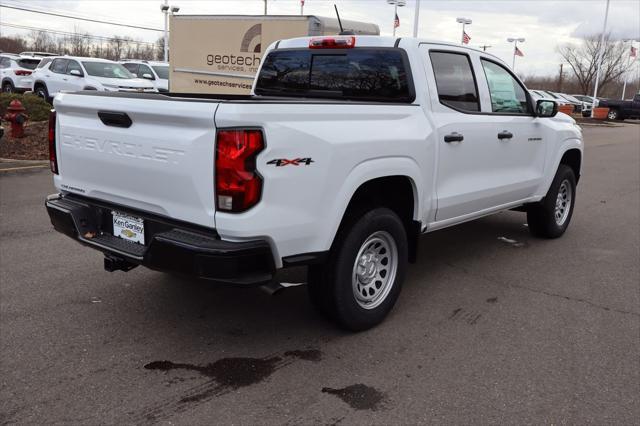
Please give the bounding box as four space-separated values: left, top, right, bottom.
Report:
2 81 14 93
308 207 408 331
607 109 621 121
34 84 50 103
527 164 576 239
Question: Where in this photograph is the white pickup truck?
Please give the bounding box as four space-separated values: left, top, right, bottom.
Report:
46 36 583 330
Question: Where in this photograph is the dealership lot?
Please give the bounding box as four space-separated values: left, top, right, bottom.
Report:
0 124 638 424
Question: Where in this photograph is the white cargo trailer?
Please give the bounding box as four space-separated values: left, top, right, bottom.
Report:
169 15 379 94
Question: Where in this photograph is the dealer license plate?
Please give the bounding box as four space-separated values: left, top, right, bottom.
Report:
112 211 145 245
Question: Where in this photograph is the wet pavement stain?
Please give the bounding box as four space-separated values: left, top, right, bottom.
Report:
144 356 282 390
284 349 323 362
322 384 387 411
486 297 498 303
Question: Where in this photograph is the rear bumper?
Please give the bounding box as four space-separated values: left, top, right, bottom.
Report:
45 193 275 285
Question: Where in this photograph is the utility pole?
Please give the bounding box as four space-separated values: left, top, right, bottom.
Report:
264 0 267 15
161 0 168 62
558 63 564 92
591 0 610 117
479 44 491 51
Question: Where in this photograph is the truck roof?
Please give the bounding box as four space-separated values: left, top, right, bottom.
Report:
274 35 505 63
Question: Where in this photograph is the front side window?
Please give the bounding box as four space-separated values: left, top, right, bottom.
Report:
481 59 529 114
81 62 133 79
256 49 413 102
138 64 154 79
66 60 83 75
429 51 479 112
51 59 68 74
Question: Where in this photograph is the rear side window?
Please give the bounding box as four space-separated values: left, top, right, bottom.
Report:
37 58 52 69
429 51 479 112
256 49 414 102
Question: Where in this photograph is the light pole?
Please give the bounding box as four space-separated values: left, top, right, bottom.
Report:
161 1 179 62
591 0 610 117
387 0 406 37
621 39 638 100
413 0 420 38
456 17 472 44
507 37 525 70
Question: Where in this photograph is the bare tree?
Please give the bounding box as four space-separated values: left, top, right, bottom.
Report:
559 33 634 95
29 30 56 53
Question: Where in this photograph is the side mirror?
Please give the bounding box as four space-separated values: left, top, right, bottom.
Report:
69 69 83 77
142 73 154 80
536 99 557 118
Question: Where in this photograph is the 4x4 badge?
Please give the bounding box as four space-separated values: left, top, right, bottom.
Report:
267 158 314 167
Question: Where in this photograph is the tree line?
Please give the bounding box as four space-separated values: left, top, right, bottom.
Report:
0 29 163 61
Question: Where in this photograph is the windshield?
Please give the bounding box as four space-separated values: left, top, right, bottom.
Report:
17 59 40 70
152 65 169 79
81 61 134 79
256 48 414 102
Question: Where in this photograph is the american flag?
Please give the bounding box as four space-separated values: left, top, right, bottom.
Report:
462 31 471 44
631 46 637 58
515 46 524 57
394 13 400 28
301 0 304 5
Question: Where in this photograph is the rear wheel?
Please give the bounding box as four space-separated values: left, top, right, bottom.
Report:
308 207 407 331
527 164 576 238
607 109 621 120
2 81 14 93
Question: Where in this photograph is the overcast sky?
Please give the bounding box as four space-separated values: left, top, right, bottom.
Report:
1 0 639 76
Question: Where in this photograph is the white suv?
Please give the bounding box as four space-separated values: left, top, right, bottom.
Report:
32 56 156 102
0 54 42 93
120 60 169 92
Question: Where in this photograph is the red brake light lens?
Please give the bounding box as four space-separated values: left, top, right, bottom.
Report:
309 36 356 49
14 70 32 76
215 129 264 213
48 110 58 174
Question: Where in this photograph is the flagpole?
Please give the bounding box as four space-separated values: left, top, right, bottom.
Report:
591 0 610 117
300 0 304 16
512 40 518 70
621 41 636 100
393 4 398 37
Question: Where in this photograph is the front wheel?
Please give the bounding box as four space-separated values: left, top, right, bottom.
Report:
527 164 576 238
308 207 408 331
34 85 50 103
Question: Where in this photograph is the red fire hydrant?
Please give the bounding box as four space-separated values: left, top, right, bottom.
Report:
3 100 29 138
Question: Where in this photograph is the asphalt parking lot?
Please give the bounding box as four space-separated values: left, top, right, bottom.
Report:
1 123 639 425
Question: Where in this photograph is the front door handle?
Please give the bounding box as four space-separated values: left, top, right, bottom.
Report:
444 132 464 143
498 131 513 140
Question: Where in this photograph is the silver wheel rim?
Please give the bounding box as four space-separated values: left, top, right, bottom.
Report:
555 179 572 226
608 111 616 120
351 231 398 310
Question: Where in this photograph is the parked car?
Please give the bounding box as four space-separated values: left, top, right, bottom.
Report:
557 93 592 117
572 94 599 108
599 93 640 120
32 56 157 102
543 91 582 113
45 36 583 330
19 51 58 57
120 60 169 92
0 53 42 93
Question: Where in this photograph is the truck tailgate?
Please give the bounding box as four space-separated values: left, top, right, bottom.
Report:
53 93 218 228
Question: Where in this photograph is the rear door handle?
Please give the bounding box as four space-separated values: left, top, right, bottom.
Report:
444 132 464 143
498 131 513 140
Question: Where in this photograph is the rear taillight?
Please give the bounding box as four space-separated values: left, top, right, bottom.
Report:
14 70 32 76
215 129 264 213
309 36 356 49
48 110 58 174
